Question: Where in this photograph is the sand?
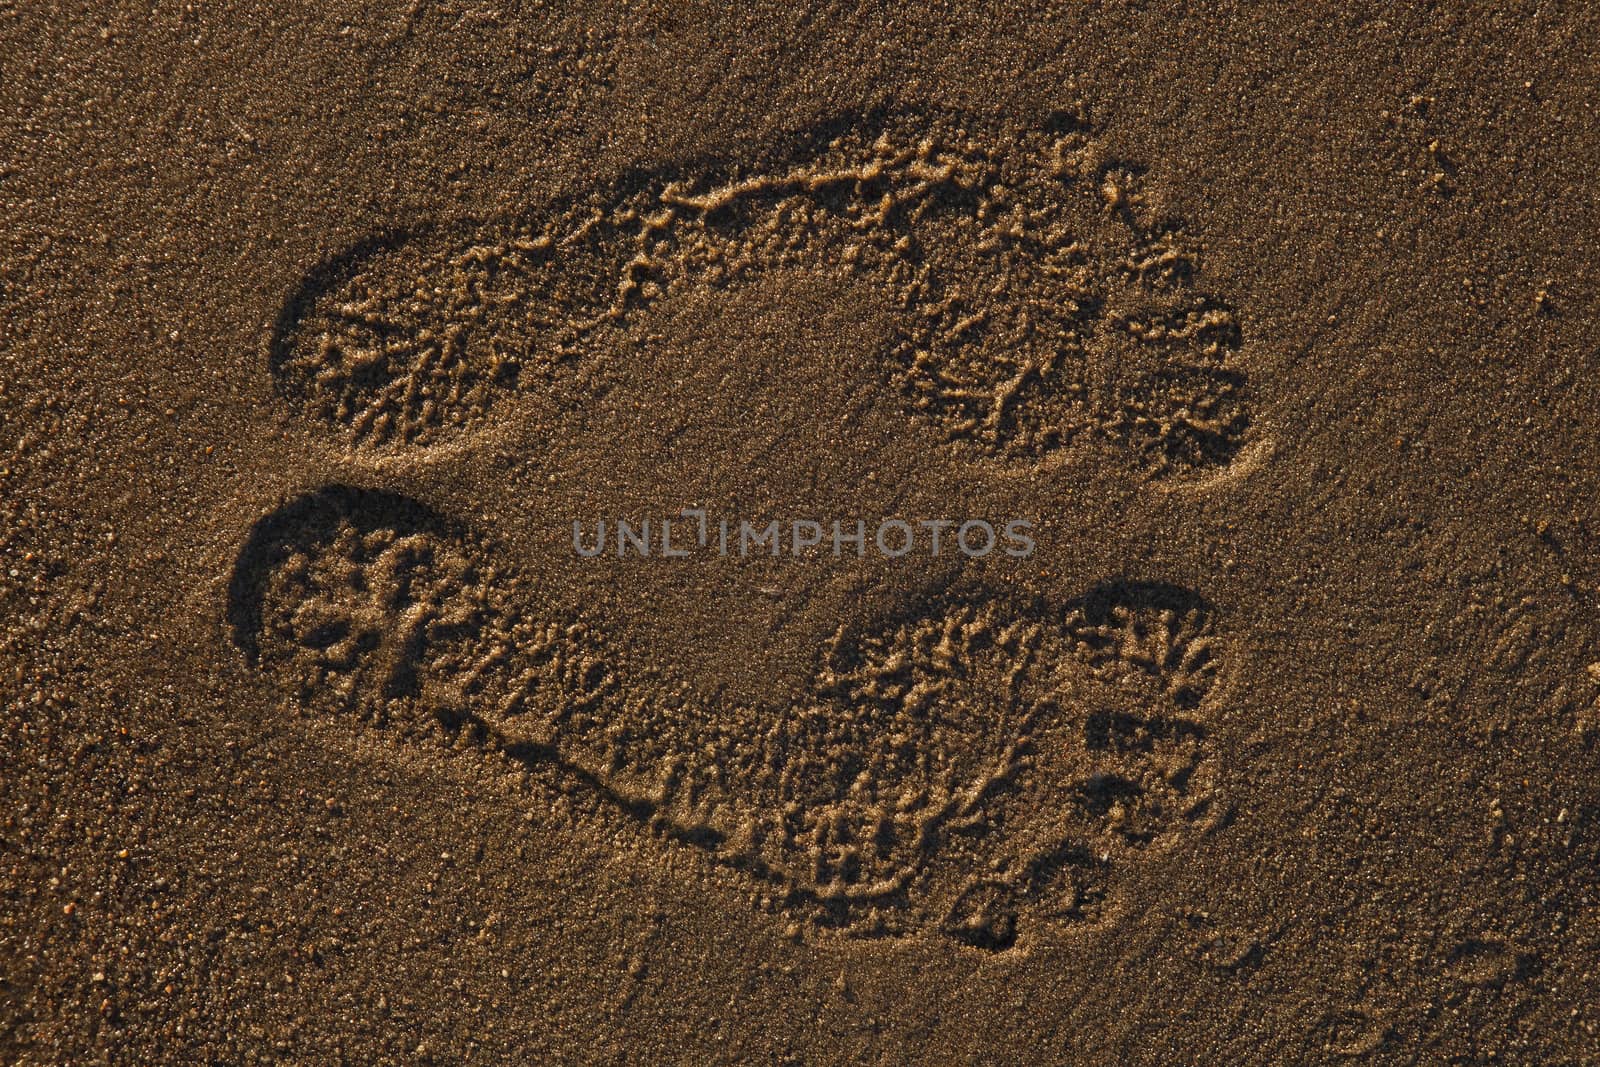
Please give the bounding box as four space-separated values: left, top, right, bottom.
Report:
3 3 1599 1063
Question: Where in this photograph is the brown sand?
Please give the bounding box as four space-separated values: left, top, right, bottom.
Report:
4 3 1600 1063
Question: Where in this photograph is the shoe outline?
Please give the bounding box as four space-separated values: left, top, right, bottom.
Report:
267 105 1257 480
228 486 1231 950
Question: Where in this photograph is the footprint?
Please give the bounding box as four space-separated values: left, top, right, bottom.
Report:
230 496 1229 950
267 106 1256 479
